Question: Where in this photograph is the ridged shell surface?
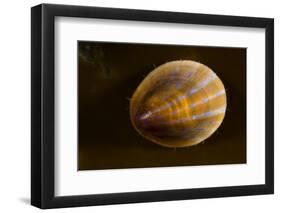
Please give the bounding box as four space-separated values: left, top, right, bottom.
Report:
130 60 227 148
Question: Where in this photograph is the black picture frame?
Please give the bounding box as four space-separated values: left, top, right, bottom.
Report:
31 3 274 209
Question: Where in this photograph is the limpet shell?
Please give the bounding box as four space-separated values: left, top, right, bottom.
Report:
130 60 227 148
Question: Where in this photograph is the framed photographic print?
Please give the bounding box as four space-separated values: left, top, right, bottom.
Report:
31 3 274 209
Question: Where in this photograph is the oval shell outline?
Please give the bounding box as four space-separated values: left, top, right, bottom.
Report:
130 60 227 148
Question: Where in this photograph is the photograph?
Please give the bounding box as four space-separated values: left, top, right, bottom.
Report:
30 3 274 209
78 41 247 170
0 0 277 211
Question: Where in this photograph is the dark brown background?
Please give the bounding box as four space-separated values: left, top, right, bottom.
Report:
78 41 246 170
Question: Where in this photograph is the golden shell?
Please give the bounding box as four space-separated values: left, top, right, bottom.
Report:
130 60 227 148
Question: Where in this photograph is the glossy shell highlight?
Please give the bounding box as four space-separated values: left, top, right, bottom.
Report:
130 60 227 148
